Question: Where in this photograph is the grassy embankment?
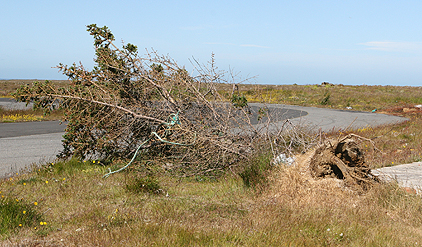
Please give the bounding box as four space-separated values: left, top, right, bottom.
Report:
1 81 422 245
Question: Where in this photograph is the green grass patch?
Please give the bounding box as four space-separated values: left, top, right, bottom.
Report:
37 158 106 178
125 175 162 194
239 151 273 189
0 196 43 235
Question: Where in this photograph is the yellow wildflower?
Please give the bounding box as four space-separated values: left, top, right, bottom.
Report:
34 202 38 206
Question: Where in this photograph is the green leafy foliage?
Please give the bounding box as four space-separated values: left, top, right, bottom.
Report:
231 94 248 108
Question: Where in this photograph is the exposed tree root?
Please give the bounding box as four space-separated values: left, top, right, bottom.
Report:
308 134 380 192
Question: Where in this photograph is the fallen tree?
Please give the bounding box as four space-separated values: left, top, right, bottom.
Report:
13 24 263 177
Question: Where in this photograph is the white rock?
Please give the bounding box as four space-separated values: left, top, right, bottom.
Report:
273 153 295 166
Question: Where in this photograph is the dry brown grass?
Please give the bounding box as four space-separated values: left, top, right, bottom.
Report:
252 160 422 246
338 110 422 169
1 146 422 246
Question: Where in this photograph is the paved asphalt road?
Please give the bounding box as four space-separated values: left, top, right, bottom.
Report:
249 103 407 133
0 121 66 138
0 97 32 110
0 101 410 182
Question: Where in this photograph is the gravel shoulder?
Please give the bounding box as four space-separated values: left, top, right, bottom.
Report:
373 162 422 191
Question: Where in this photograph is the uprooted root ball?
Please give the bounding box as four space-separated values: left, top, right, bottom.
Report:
308 134 380 191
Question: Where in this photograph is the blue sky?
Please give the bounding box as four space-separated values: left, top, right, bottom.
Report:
2 0 422 86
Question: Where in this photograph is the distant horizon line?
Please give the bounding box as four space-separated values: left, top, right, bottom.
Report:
1 78 421 87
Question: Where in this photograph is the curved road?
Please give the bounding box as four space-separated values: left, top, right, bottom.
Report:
0 102 408 178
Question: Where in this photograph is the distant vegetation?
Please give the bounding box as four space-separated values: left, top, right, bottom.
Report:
0 80 68 98
238 83 422 112
3 80 422 120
